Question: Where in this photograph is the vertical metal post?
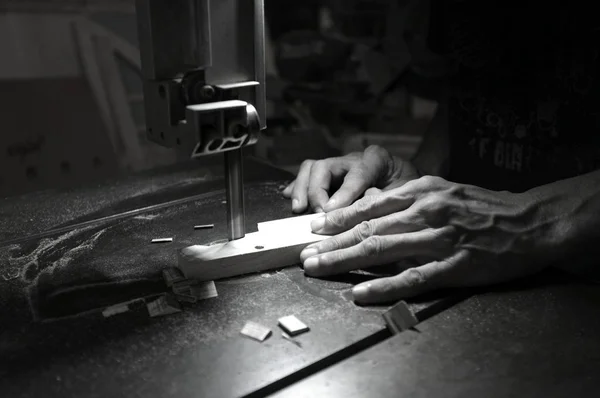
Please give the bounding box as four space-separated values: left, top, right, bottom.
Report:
224 148 245 240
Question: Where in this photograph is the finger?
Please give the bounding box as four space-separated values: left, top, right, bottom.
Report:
352 251 468 304
282 180 295 198
323 167 372 211
291 160 314 213
324 146 388 211
311 192 415 235
300 210 425 262
307 161 333 212
364 187 382 196
303 229 446 277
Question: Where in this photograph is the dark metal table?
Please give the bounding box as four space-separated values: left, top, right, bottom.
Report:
274 271 600 397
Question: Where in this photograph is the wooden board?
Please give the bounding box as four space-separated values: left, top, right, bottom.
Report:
179 213 328 281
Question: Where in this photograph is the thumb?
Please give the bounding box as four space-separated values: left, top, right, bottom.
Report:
324 167 373 211
324 146 391 211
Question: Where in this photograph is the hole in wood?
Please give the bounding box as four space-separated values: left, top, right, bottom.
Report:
255 245 264 250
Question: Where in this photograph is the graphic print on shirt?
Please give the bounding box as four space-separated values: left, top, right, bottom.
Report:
437 2 600 189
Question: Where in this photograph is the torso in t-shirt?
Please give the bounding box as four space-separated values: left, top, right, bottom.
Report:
428 1 600 192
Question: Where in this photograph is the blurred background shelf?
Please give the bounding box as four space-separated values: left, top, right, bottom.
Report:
0 0 437 197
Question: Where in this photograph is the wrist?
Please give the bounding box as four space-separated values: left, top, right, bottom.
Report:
512 190 568 266
522 180 599 269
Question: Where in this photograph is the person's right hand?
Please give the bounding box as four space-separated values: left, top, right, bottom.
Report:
282 145 420 213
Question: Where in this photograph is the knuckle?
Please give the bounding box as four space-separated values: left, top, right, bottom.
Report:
364 144 388 158
400 178 420 192
311 159 324 169
315 158 334 170
355 221 374 241
301 159 315 169
418 194 446 213
326 211 346 230
346 152 362 161
354 196 375 214
416 175 446 189
364 188 382 196
418 175 437 186
362 236 382 256
416 196 449 227
377 279 397 296
404 268 427 289
405 208 427 228
326 236 343 251
349 162 370 178
417 196 436 212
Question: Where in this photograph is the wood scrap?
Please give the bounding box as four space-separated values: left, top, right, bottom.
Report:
179 213 328 281
162 267 185 287
102 303 130 318
152 238 173 243
172 283 194 295
278 315 309 336
194 224 214 230
189 281 218 300
102 298 145 318
240 321 272 342
174 293 198 304
147 294 181 317
382 300 418 334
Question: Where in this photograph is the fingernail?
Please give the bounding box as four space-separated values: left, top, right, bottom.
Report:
292 199 300 211
303 256 320 274
300 247 319 262
315 207 324 213
353 284 371 302
310 215 326 232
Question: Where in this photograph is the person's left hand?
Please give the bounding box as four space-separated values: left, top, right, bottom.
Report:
300 176 559 304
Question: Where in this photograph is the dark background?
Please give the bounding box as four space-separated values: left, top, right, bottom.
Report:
0 0 435 198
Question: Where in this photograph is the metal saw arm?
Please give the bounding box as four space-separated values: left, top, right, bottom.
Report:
135 0 267 240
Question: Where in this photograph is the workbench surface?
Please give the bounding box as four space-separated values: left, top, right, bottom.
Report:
274 272 600 397
1 159 598 397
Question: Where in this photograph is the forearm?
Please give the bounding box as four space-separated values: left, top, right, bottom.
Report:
527 169 600 276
